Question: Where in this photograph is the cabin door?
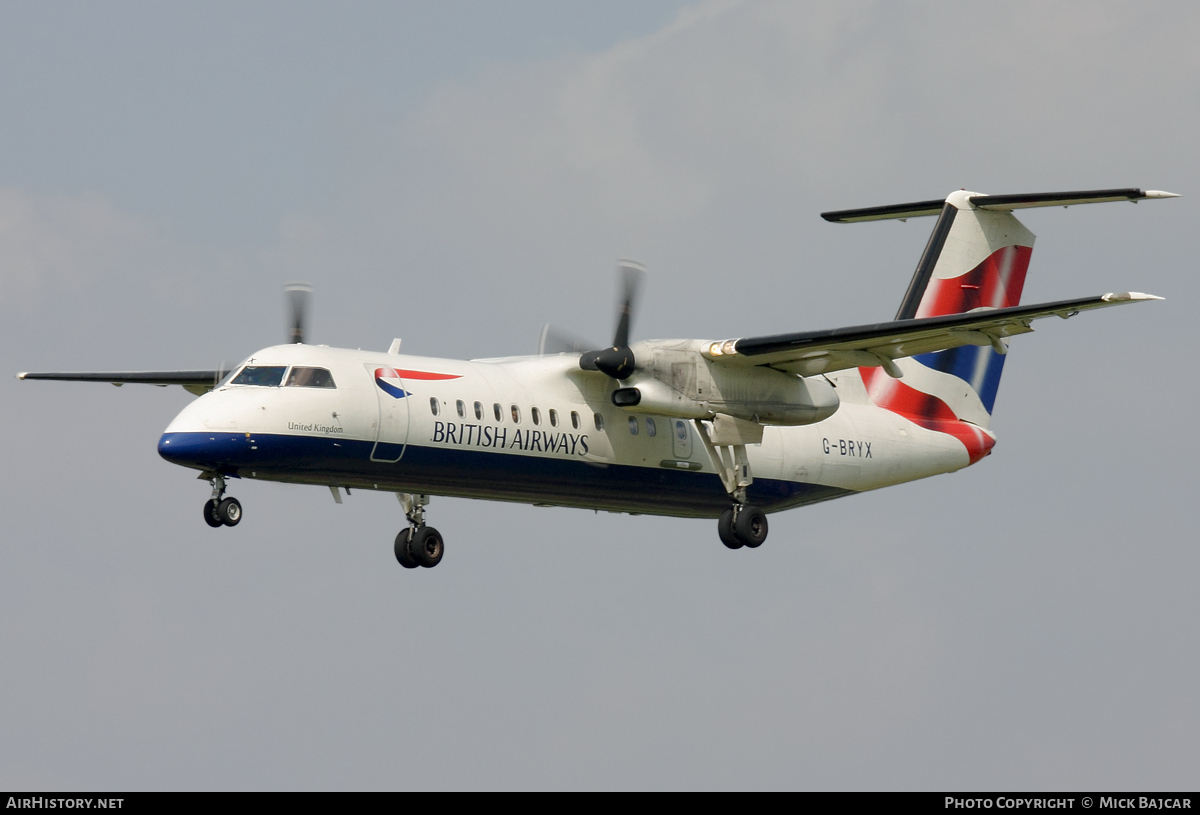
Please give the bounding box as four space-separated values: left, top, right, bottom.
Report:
368 364 410 463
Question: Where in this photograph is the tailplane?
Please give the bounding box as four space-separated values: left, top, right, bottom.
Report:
821 187 1175 450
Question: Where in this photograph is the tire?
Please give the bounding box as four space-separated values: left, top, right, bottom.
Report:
718 508 743 549
203 499 223 528
410 526 444 568
394 529 419 569
217 497 242 527
734 505 767 548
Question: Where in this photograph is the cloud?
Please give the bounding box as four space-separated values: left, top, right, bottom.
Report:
0 189 152 307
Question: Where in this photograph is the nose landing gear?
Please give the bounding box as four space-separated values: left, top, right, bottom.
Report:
202 474 242 528
394 493 443 569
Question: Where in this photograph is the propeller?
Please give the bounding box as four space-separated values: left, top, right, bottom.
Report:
285 283 313 344
579 260 645 380
538 324 595 356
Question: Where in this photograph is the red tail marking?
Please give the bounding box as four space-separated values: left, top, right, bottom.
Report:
915 245 1032 318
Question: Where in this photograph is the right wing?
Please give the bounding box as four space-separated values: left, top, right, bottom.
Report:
703 292 1162 378
17 370 225 397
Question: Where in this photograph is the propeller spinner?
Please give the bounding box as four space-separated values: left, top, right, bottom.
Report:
579 260 645 380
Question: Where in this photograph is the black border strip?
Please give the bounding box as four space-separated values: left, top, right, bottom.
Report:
969 188 1145 208
894 203 957 320
820 199 946 223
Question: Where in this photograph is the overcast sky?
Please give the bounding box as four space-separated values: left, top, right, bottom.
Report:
2 0 1198 791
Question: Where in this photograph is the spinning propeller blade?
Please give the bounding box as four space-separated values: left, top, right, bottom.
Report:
285 283 312 344
579 260 645 380
538 324 595 356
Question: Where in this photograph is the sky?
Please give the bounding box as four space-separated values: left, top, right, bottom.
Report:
2 0 1198 791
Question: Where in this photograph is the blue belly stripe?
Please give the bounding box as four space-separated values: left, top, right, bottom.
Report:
158 431 851 517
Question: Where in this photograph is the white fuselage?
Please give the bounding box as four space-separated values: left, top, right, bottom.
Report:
158 343 981 518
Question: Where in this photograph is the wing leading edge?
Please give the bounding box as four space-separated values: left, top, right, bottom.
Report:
702 292 1162 378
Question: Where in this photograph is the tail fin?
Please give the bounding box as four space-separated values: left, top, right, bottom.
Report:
898 190 1035 418
821 187 1176 459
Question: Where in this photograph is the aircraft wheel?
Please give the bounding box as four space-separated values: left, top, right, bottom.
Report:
217 497 242 527
411 526 444 568
718 508 743 549
203 499 223 528
734 505 767 548
394 529 419 569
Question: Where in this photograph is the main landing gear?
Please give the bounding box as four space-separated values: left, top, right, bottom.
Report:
202 473 242 528
394 493 443 569
717 503 768 550
693 418 770 551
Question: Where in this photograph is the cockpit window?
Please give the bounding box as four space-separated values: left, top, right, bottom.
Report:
231 366 287 387
216 366 240 388
284 366 336 388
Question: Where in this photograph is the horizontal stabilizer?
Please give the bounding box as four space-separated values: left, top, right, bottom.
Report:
822 188 1179 223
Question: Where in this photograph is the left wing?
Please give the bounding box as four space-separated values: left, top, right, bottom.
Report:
702 292 1161 378
17 370 224 396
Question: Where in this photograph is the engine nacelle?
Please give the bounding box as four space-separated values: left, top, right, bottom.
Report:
611 378 711 419
612 347 839 427
705 362 839 426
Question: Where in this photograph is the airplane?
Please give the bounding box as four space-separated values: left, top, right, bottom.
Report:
17 187 1175 569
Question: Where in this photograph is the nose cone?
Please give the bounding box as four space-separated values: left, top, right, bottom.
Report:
158 392 242 471
159 431 222 469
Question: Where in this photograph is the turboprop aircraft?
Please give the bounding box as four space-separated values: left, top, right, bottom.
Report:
17 187 1175 569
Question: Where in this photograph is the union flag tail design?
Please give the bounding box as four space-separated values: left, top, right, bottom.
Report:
820 187 1171 462
898 189 1035 419
860 188 1036 461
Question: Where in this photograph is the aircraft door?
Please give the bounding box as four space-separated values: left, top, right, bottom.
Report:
369 365 410 462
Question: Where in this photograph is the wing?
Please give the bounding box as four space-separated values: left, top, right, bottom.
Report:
17 370 225 396
702 292 1161 378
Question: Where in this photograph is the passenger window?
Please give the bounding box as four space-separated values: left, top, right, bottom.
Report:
628 417 639 435
284 366 336 388
430 397 439 416
494 403 502 422
474 401 483 421
549 409 558 427
646 417 657 437
531 407 541 426
511 405 521 424
571 411 580 430
456 399 465 418
231 366 287 387
594 413 604 431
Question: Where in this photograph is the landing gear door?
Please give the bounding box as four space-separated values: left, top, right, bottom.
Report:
369 365 409 463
